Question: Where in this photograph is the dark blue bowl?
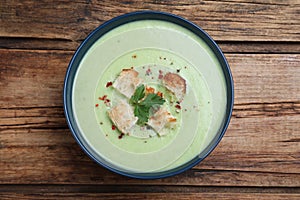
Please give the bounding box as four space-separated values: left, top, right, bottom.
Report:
64 11 234 179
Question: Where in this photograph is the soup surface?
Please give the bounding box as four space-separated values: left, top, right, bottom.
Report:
72 20 227 172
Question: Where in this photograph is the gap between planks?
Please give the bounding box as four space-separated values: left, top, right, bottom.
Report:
1 101 300 121
1 38 300 53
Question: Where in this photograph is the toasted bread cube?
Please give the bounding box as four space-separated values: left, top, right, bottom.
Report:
113 69 143 98
107 101 138 134
163 72 186 102
147 107 176 136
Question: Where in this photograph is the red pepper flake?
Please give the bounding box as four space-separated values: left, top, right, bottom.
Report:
95 104 99 107
99 95 107 101
132 54 137 59
175 104 181 109
106 81 113 87
118 133 125 139
99 95 110 106
112 125 116 130
99 96 110 107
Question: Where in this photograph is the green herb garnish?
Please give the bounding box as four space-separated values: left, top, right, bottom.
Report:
129 84 145 105
130 85 165 125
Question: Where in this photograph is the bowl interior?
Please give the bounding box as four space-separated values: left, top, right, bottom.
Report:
64 11 234 179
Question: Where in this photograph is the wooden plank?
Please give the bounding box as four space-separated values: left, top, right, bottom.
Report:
229 54 300 104
0 192 299 200
0 50 71 108
0 106 66 129
0 37 80 51
0 183 298 199
2 185 300 200
0 50 299 107
1 185 299 194
199 114 300 172
1 0 300 42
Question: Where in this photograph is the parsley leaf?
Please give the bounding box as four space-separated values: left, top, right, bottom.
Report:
140 93 165 107
129 85 165 125
129 84 145 105
134 105 149 125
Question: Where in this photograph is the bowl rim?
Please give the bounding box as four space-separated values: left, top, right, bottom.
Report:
63 10 234 179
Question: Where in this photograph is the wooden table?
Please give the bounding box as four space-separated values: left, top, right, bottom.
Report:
1 0 299 199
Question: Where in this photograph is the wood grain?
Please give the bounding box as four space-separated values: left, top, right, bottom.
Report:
0 185 299 200
0 117 299 186
0 50 70 108
1 185 299 193
1 0 300 198
0 49 299 186
0 192 300 200
1 0 300 42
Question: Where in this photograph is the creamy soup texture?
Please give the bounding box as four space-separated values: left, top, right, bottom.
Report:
72 20 227 173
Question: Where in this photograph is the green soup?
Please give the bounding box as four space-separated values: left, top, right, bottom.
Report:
72 20 227 173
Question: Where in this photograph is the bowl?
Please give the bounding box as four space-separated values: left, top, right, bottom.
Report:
64 11 234 179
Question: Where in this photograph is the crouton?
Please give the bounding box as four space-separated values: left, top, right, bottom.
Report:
147 107 176 136
113 69 143 98
107 101 138 134
162 72 186 102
